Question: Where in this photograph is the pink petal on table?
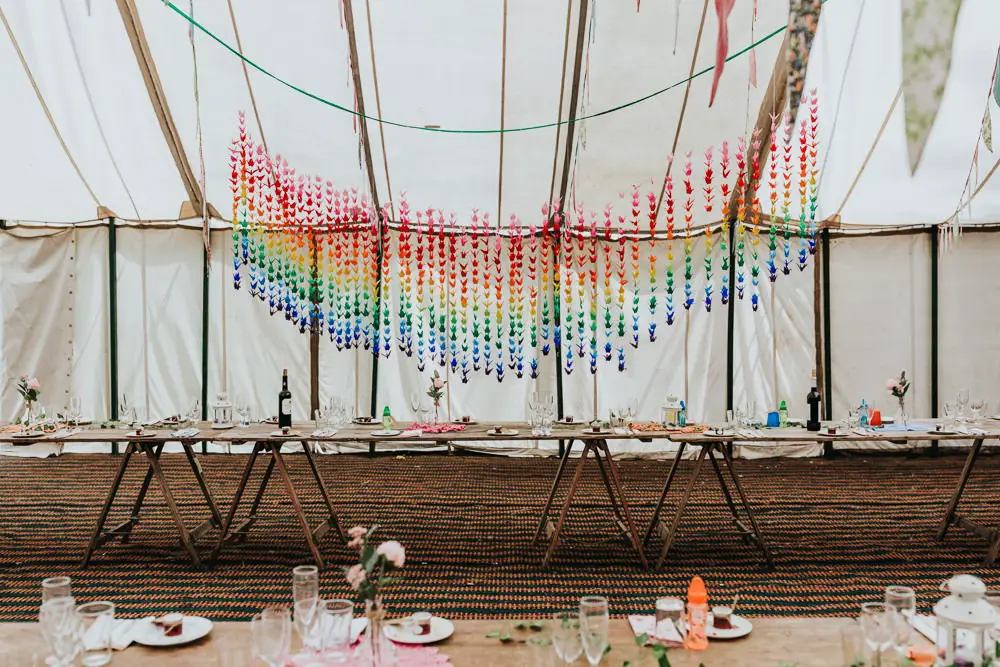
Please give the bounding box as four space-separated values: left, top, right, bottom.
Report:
709 0 737 107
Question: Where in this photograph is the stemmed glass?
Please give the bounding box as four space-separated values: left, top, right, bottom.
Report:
744 399 757 426
39 598 79 667
626 397 639 425
292 564 321 660
859 602 892 667
579 596 609 666
970 399 987 423
957 389 970 422
943 401 957 428
528 392 540 435
118 395 130 425
188 398 201 423
551 612 582 664
252 606 291 667
235 398 251 428
67 396 82 427
884 586 916 660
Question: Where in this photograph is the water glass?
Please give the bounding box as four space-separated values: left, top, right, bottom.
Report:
943 401 956 426
321 599 354 661
579 596 609 666
841 620 866 667
188 397 201 422
884 586 916 657
68 396 82 426
654 597 685 641
41 576 72 604
39 598 79 667
213 635 252 666
118 395 130 424
551 611 582 663
294 597 324 659
860 602 892 667
77 601 114 666
292 564 320 647
970 399 987 422
252 606 291 667
527 634 555 667
957 389 970 421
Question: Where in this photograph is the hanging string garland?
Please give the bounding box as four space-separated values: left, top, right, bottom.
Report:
230 107 823 382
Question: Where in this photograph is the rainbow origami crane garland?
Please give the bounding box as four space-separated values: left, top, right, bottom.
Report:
230 94 821 382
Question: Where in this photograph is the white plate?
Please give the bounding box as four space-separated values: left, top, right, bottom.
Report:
452 419 478 425
371 429 401 437
126 431 156 439
134 616 213 647
210 423 233 430
706 614 752 640
269 431 300 437
487 430 519 437
353 418 377 425
383 616 454 644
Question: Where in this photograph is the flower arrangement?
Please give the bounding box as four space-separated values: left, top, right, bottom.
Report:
16 374 41 404
344 525 406 601
886 371 910 401
426 370 446 409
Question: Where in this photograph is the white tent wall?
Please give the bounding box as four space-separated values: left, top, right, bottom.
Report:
829 234 932 422
939 231 1000 410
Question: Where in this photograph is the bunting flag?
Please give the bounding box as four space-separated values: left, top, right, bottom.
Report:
787 0 822 125
710 0 738 108
994 49 1000 108
901 0 963 174
229 109 822 381
983 104 993 153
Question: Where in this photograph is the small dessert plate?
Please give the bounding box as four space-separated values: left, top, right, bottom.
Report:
556 418 579 426
383 616 454 644
269 431 299 438
705 614 752 640
452 418 478 425
127 431 156 439
371 429 401 437
353 417 377 425
134 615 213 647
487 429 520 437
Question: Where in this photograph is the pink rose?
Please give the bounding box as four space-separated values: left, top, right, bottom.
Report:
347 526 367 539
376 541 406 568
20 373 29 380
886 380 897 391
433 378 444 389
27 378 40 391
348 536 364 549
346 564 367 590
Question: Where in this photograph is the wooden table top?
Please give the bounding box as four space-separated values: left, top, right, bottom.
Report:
0 617 850 666
0 419 994 445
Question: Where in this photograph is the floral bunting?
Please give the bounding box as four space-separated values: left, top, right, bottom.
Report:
787 0 822 126
229 108 822 381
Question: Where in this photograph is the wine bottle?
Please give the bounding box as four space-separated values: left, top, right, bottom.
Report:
806 369 821 432
278 369 292 428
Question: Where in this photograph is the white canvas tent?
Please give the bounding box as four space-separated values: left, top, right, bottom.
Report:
1 0 999 457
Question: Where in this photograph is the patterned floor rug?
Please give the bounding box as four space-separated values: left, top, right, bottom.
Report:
0 450 997 621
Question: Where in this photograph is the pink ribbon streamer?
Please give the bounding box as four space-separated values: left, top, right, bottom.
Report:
709 0 737 107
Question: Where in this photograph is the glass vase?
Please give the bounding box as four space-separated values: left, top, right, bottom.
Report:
897 396 908 429
433 402 440 425
360 597 395 667
20 400 34 428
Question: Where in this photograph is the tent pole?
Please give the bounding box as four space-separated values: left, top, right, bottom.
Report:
310 230 320 418
821 228 832 457
201 239 210 453
108 217 119 455
725 222 736 413
929 226 939 456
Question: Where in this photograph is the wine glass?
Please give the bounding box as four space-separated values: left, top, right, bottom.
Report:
744 398 757 426
860 602 892 667
970 399 987 423
252 607 291 667
943 401 956 427
551 611 582 664
294 598 325 661
957 389 970 421
188 398 201 423
118 395 129 424
410 392 423 425
626 396 639 423
884 586 916 659
579 596 609 666
68 396 82 427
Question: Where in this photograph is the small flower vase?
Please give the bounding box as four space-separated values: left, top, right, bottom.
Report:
897 396 908 428
433 401 440 425
361 597 395 666
21 400 34 428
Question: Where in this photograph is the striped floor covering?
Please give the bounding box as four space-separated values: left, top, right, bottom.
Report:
0 450 997 621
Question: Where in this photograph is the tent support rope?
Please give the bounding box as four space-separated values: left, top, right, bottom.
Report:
363 0 394 219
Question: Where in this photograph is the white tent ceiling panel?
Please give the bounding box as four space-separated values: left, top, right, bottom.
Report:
3 1 187 221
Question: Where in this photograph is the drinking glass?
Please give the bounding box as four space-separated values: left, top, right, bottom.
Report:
131 406 146 427
943 401 956 427
252 607 291 667
627 396 639 423
528 392 541 435
884 586 916 658
841 620 866 667
213 635 252 667
321 599 354 662
294 597 325 661
77 601 114 666
551 611 582 664
745 398 757 425
579 596 609 666
654 597 685 641
726 409 735 429
527 634 555 667
970 399 987 423
68 396 82 426
859 602 892 667
39 598 79 667
41 577 72 604
118 395 130 424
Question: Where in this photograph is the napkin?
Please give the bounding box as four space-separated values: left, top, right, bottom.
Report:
627 614 684 646
171 427 200 439
400 429 422 438
311 428 338 438
82 616 154 652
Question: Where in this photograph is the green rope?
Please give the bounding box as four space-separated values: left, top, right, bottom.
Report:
164 1 791 134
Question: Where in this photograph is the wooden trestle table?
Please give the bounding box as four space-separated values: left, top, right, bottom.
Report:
0 421 996 569
0 617 850 666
